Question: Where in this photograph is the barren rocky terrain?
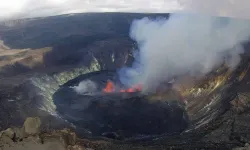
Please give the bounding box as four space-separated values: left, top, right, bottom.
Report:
1 13 250 150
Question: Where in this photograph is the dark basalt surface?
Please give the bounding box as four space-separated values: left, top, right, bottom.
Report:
54 70 189 138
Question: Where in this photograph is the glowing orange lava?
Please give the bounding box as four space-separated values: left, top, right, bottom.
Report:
103 80 142 93
103 80 115 93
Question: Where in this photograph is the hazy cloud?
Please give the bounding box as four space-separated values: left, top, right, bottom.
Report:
0 0 250 20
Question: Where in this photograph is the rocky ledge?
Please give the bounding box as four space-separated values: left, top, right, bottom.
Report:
2 101 250 150
0 117 107 150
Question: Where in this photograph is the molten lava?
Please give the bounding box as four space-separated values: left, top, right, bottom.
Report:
103 80 142 93
120 84 142 93
103 80 115 93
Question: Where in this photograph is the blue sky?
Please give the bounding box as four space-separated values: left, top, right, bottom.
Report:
0 0 249 20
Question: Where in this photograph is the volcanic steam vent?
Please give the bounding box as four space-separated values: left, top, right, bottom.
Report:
53 71 188 138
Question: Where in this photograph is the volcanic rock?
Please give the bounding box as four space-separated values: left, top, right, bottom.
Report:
0 118 89 150
2 13 250 150
233 143 250 150
0 129 14 146
102 132 121 140
67 145 85 150
23 117 41 135
1 128 14 139
42 128 77 146
12 127 26 140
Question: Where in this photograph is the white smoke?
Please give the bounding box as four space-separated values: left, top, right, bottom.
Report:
73 80 97 94
118 14 250 92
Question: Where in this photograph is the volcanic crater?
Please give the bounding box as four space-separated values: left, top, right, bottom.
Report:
53 70 189 138
1 13 250 149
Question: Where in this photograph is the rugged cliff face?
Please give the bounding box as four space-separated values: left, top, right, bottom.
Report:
0 52 134 130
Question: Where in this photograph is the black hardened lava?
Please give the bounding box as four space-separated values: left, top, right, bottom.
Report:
53 70 189 139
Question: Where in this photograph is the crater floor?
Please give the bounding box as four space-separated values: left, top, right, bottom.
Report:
54 71 189 138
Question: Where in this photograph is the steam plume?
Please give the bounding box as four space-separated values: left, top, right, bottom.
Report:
118 14 250 92
73 80 97 94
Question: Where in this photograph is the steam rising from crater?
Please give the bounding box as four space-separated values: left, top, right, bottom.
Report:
118 14 250 92
74 80 97 94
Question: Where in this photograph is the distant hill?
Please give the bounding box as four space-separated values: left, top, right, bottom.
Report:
0 13 170 77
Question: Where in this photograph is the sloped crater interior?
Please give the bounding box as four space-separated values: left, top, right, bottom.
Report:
53 71 189 138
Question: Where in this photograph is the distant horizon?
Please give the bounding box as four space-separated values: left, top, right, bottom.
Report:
1 12 172 21
0 12 244 23
0 0 250 21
